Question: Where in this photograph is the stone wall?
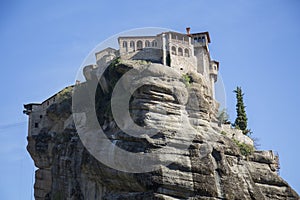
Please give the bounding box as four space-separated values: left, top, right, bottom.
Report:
24 86 73 136
120 48 162 63
118 36 161 55
170 53 197 73
95 48 118 67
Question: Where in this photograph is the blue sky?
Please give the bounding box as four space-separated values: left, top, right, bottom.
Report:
0 0 299 199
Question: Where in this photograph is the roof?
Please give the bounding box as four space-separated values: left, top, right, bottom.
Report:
191 31 211 43
40 85 74 105
95 47 117 56
157 31 188 37
23 85 74 109
23 103 41 109
117 30 211 43
211 60 220 70
211 60 219 65
118 36 157 40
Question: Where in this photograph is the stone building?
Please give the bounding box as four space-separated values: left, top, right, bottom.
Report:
117 28 219 99
23 86 73 136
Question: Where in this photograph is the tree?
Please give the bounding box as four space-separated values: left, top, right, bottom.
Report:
233 87 248 134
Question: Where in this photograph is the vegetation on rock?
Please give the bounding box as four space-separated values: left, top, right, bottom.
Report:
182 74 192 86
57 86 73 102
233 139 254 157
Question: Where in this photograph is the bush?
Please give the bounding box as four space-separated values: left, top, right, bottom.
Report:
57 87 73 102
182 74 192 86
233 139 254 157
221 131 227 136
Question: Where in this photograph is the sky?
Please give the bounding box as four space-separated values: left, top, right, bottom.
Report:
0 0 299 199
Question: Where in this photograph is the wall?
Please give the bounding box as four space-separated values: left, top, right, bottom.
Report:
118 36 161 55
168 35 197 73
95 48 118 67
26 86 73 136
170 54 197 73
121 48 162 63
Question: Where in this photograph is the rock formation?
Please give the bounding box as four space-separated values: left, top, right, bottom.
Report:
26 59 299 200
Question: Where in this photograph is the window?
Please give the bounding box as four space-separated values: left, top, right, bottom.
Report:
152 40 157 47
172 34 176 40
123 41 128 48
137 40 143 50
178 47 183 56
34 123 38 128
145 40 150 47
130 41 135 48
39 115 43 119
180 68 183 70
184 49 189 57
171 46 176 55
214 65 217 70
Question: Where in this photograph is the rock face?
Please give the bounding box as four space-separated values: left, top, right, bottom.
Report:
27 60 299 200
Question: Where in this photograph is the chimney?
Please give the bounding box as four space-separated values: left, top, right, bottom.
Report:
186 27 191 35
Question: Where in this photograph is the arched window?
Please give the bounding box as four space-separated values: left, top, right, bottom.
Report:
137 40 143 50
152 40 157 47
145 40 150 47
171 34 176 40
123 41 127 48
184 48 189 57
178 47 183 56
130 41 135 48
171 46 176 55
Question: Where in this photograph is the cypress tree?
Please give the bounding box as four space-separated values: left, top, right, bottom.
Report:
234 87 248 134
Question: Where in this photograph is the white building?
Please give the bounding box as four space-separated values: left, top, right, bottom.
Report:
117 28 219 98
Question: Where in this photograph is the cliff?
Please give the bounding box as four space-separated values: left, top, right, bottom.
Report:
26 60 299 200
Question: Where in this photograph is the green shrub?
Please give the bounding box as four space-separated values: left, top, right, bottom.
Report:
233 139 254 157
109 57 121 68
221 131 227 136
57 87 73 102
182 74 192 86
